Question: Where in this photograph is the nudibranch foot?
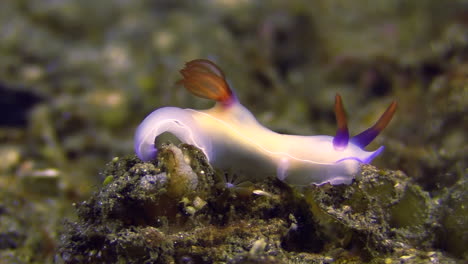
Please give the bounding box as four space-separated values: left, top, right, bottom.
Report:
134 59 397 186
276 158 290 182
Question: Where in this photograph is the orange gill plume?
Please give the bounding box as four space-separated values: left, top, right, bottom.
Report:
178 59 234 106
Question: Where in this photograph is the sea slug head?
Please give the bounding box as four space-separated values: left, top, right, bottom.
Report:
281 95 396 186
331 93 397 164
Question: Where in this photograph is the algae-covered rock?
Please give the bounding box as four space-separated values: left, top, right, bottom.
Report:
58 144 462 263
58 144 293 263
303 165 441 260
437 177 468 259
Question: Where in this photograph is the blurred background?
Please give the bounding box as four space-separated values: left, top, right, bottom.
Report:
0 0 466 262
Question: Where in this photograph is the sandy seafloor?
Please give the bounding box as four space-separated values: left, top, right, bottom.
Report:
0 1 466 263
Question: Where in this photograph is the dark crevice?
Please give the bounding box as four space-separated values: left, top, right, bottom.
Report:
0 82 44 127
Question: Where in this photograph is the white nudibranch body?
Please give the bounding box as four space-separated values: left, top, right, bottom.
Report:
134 59 397 186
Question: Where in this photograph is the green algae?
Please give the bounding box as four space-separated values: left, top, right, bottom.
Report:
102 175 114 186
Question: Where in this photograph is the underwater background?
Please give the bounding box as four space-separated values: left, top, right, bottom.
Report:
0 0 466 263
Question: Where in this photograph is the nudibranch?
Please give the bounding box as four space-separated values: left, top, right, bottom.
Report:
135 59 397 186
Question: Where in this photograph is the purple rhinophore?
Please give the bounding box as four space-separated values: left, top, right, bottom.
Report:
351 128 380 148
333 129 349 151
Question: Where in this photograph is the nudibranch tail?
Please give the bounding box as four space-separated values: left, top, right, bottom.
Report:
351 101 397 148
178 59 235 106
333 93 350 151
134 107 212 161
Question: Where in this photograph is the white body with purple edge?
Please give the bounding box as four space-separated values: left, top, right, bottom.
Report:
135 102 383 186
134 59 395 186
